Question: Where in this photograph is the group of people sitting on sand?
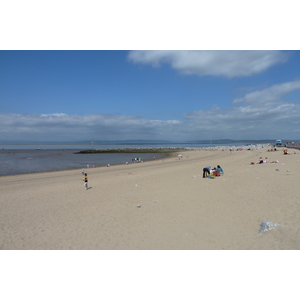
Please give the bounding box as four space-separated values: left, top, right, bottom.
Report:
203 165 224 178
258 157 268 164
284 149 298 154
250 157 280 164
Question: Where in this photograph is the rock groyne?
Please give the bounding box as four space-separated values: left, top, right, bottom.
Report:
75 144 270 154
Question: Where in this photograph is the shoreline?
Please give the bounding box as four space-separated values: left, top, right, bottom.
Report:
0 149 172 177
0 151 178 179
0 144 271 177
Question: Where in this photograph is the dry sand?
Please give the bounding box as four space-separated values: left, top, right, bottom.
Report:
1 147 300 250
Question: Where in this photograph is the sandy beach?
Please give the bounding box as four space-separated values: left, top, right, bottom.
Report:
1 146 300 250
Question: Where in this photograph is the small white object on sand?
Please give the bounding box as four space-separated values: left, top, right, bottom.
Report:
259 220 282 233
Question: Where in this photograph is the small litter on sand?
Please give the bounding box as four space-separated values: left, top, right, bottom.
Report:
259 220 282 233
276 169 279 171
136 204 141 208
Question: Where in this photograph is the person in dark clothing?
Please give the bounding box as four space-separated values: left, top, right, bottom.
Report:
203 166 211 178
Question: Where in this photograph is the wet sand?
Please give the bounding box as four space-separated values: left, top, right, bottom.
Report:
1 147 300 249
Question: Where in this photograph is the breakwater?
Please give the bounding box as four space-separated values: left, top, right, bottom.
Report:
75 148 186 154
76 144 270 154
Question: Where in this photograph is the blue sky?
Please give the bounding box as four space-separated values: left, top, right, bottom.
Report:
1 50 300 142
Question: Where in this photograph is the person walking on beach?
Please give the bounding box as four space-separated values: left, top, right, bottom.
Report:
83 173 88 190
203 166 211 178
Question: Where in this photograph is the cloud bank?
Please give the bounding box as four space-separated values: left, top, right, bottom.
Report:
0 113 184 142
128 50 288 78
183 78 300 139
1 79 300 142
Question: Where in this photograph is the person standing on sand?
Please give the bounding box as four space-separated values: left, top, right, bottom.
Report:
203 166 211 178
83 173 88 190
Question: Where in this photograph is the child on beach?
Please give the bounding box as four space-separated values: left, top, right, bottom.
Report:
83 173 88 190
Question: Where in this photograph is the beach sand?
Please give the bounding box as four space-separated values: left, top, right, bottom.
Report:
1 147 300 250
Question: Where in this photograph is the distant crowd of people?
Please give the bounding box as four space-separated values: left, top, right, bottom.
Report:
132 157 142 163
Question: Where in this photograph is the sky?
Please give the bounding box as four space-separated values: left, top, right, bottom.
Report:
1 50 300 142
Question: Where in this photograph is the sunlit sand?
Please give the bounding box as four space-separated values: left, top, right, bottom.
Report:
1 147 300 249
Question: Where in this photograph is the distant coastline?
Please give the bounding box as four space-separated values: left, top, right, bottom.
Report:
1 139 295 150
1 139 297 146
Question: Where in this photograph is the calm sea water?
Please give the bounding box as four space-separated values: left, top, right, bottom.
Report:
0 142 252 176
0 148 171 176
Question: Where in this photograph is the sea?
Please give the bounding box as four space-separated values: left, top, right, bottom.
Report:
0 141 265 176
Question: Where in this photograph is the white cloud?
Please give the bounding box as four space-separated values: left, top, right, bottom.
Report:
182 79 300 139
232 79 300 106
0 113 185 142
128 50 288 78
1 79 300 142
